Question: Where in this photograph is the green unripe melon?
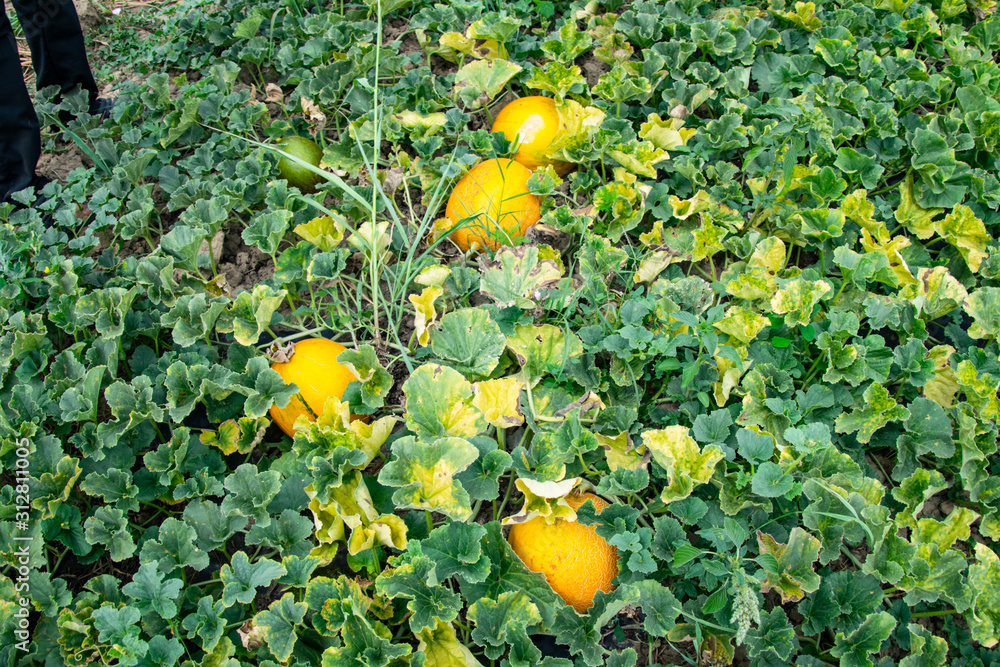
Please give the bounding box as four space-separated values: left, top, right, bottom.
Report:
277 135 324 193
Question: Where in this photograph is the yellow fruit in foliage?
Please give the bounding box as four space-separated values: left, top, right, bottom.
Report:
268 338 357 437
507 491 619 612
445 158 540 253
491 96 572 175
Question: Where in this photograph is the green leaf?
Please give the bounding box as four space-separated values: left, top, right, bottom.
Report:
247 508 314 558
468 590 541 662
254 592 307 663
420 521 491 584
220 551 287 607
376 554 462 633
160 294 228 347
746 607 799 663
183 499 247 552
139 517 211 575
459 522 562 626
700 112 749 152
243 209 293 255
834 148 884 190
182 596 227 652
458 435 513 503
79 469 139 514
752 462 794 498
91 605 147 664
909 128 970 208
793 208 845 242
378 436 479 520
799 571 884 637
28 570 73 617
835 383 910 444
84 506 135 561
431 308 507 376
627 580 680 637
242 356 299 419
800 166 847 202
830 611 896 667
403 364 486 439
336 345 393 411
220 463 282 528
541 20 594 64
900 623 948 666
122 563 184 620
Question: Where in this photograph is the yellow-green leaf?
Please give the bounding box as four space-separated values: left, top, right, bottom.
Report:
713 307 770 344
410 286 444 347
417 620 486 667
472 377 524 429
639 113 696 153
502 477 581 525
294 215 345 252
939 204 990 273
770 278 831 326
894 172 942 240
403 364 486 439
378 436 479 520
641 426 725 504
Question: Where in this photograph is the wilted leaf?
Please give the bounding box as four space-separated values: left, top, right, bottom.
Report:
479 246 562 309
403 364 486 439
472 377 524 429
757 527 822 603
378 435 479 520
641 426 725 504
453 59 522 109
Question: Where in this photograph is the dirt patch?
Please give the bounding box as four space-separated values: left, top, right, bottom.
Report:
220 249 274 293
579 54 609 86
429 54 458 78
383 17 409 44
218 223 275 292
398 32 421 59
36 144 91 182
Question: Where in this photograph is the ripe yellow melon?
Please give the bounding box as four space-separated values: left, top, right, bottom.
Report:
491 96 573 175
268 338 358 436
507 491 619 612
444 158 540 253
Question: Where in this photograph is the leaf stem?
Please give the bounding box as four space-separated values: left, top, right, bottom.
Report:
910 608 957 618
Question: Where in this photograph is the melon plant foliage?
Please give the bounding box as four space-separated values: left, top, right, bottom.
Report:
6 0 1000 665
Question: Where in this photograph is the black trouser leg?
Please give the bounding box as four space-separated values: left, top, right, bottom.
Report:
0 3 40 203
12 0 97 102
